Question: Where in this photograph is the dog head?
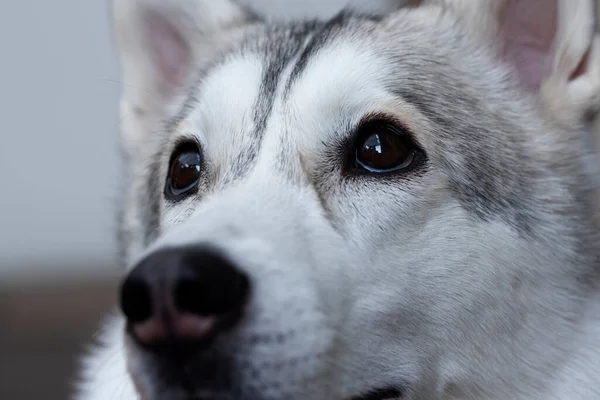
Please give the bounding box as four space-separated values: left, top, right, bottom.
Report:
110 0 600 398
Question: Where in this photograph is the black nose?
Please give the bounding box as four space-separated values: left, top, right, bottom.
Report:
120 246 251 351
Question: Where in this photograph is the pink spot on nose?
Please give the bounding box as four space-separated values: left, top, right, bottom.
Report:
133 314 216 345
133 318 167 345
172 313 216 341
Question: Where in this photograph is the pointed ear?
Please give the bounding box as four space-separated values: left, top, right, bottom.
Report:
540 0 600 126
474 0 600 193
111 0 252 150
451 0 599 118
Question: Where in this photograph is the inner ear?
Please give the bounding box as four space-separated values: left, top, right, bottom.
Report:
144 8 193 97
569 46 591 81
498 0 558 92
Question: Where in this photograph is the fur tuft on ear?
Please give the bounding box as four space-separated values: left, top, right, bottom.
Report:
541 0 600 123
111 0 251 151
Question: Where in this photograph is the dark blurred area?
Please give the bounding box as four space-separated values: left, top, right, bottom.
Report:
0 275 117 399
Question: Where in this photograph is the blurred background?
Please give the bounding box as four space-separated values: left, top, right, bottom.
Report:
0 0 349 398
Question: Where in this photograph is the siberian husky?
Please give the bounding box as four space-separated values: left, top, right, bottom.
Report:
76 0 600 399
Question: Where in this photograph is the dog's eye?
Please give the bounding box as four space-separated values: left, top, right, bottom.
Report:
165 143 201 199
353 121 416 173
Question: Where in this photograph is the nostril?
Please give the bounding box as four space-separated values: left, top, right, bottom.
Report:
175 278 209 315
174 268 250 316
120 276 153 324
174 250 251 317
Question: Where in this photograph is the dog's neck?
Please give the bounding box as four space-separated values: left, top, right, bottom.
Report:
542 290 600 399
508 289 600 400
442 282 600 400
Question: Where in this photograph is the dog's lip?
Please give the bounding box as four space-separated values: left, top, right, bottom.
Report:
348 387 403 400
135 386 402 400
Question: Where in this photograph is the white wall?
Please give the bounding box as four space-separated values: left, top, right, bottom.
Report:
0 0 121 282
0 0 349 283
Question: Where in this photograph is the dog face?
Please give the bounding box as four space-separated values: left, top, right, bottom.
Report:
109 0 600 399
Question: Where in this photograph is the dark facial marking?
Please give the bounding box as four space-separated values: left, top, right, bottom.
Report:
223 22 323 182
283 11 378 100
143 156 163 246
394 82 536 233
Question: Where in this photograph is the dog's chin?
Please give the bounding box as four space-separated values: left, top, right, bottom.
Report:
135 389 403 400
132 378 403 400
349 388 403 400
126 331 404 400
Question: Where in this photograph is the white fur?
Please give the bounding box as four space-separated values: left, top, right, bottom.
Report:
76 0 600 399
75 316 136 400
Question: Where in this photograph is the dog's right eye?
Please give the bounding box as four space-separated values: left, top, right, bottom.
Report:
165 143 202 200
348 119 423 176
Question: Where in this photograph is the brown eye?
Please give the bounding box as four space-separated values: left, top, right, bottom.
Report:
165 143 201 199
354 122 416 173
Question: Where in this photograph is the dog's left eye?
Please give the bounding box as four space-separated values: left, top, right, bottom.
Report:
352 121 417 173
165 143 201 199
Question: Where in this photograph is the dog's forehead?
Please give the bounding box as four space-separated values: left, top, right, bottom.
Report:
172 9 542 230
188 9 501 151
182 13 389 158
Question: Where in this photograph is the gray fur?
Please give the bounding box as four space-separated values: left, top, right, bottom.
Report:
77 0 600 399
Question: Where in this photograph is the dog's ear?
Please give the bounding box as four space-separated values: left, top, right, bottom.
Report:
111 0 253 151
450 0 599 123
463 0 600 205
539 0 600 127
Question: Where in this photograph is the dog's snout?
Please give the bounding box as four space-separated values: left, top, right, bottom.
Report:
120 246 251 350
